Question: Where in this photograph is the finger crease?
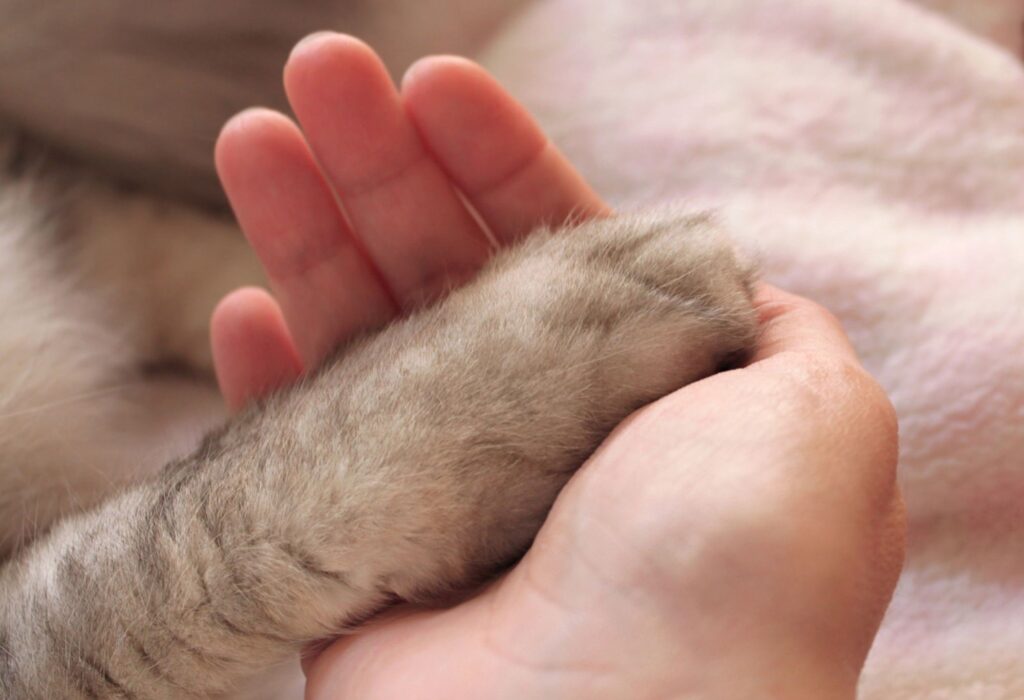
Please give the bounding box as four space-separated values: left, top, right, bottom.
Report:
465 139 549 199
335 149 430 198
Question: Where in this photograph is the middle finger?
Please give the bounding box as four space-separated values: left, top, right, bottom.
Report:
285 34 493 309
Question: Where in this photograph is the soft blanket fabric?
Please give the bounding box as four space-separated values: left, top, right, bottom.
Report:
477 0 1024 697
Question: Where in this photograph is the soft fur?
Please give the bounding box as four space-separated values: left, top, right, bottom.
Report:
0 129 757 697
0 0 528 205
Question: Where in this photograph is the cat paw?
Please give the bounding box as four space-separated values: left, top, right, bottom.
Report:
254 210 761 606
476 210 759 408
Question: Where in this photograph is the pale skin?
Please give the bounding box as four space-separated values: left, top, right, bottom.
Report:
212 33 904 700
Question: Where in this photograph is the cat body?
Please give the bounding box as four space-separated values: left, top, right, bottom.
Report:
0 141 756 697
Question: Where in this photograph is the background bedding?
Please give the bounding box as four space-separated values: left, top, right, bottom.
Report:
474 1 1024 696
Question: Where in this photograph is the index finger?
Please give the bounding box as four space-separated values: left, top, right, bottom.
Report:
285 34 493 308
747 284 859 364
402 56 611 244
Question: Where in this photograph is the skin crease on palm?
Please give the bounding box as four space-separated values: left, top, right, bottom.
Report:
211 33 905 700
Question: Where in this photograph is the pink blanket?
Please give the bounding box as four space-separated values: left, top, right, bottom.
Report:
477 1 1024 696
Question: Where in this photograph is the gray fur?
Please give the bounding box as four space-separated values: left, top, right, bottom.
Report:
0 186 757 696
0 3 759 696
0 0 528 206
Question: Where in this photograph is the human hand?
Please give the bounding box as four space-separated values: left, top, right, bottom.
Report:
296 284 904 700
211 32 607 410
212 33 904 700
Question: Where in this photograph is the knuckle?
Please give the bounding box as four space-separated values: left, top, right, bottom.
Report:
771 353 899 447
829 359 899 447
767 353 854 414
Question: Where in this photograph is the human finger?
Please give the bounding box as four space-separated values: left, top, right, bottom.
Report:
402 56 610 244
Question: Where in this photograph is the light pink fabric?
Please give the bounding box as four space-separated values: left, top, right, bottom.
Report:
480 1 1024 696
